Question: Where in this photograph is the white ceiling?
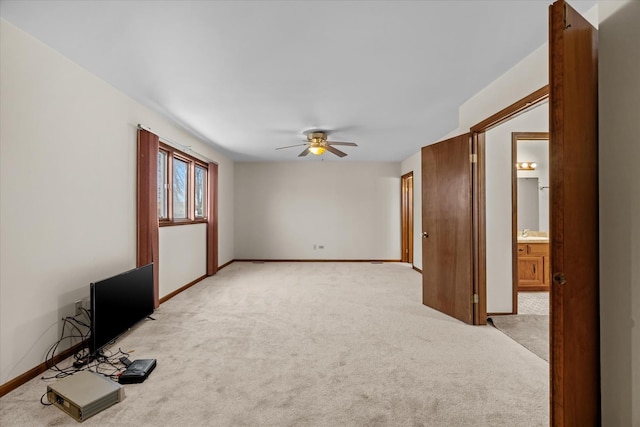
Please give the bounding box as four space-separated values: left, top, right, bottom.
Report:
0 0 595 162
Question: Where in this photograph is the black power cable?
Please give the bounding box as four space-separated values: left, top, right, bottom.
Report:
39 311 136 406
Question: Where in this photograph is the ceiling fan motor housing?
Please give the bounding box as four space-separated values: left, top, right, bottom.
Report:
307 132 328 145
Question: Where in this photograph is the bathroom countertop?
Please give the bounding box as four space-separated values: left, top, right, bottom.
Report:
517 236 550 243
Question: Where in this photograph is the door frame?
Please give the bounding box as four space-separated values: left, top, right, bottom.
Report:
511 131 550 313
401 172 414 264
470 85 549 325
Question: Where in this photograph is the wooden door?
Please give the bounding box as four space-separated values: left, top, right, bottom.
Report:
549 0 599 424
421 133 474 324
401 172 414 264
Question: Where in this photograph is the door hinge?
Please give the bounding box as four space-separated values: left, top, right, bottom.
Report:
473 293 479 304
470 154 477 163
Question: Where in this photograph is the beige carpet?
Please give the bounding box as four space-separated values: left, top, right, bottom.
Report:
487 315 549 362
0 262 549 426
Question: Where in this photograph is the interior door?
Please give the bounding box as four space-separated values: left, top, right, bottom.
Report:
421 133 474 324
549 0 599 424
401 172 414 264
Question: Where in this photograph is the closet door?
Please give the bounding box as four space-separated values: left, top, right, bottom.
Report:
549 0 599 424
421 133 474 324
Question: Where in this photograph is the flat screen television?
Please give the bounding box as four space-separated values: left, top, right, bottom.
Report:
90 263 154 357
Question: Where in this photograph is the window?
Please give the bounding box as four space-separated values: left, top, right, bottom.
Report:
158 143 208 225
157 150 168 220
194 165 206 218
172 157 188 219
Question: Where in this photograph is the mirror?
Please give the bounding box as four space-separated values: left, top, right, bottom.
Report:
514 135 549 233
517 177 540 230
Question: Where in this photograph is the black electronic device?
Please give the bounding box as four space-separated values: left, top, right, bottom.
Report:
89 263 154 358
118 358 157 384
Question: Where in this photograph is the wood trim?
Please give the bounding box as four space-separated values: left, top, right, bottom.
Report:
158 275 207 305
233 259 403 263
159 142 208 168
512 135 519 315
412 266 422 274
217 260 234 271
473 132 487 325
0 340 86 398
470 88 550 324
137 129 160 308
471 85 549 133
518 286 550 292
401 172 414 264
159 219 208 227
206 163 219 275
511 132 550 141
511 132 549 314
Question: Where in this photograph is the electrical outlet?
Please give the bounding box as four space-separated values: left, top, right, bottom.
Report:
74 300 83 316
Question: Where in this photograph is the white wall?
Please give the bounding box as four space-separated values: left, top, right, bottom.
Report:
598 1 640 424
485 104 548 313
401 152 422 270
234 162 401 260
456 2 598 133
0 19 234 385
458 45 548 134
159 224 207 296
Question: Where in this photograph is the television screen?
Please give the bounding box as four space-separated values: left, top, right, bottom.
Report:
90 263 154 356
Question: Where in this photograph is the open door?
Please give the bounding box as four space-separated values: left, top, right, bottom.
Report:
549 0 599 424
421 133 474 324
401 172 414 264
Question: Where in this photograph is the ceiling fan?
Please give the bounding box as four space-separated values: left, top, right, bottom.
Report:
275 130 358 158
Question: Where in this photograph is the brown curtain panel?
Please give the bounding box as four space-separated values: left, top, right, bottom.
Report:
137 128 160 307
207 162 219 275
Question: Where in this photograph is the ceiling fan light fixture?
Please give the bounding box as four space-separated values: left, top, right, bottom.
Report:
309 146 326 155
276 130 355 158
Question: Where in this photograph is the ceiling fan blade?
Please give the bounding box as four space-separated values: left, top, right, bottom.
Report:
325 145 347 158
298 147 311 157
326 141 358 147
275 143 307 150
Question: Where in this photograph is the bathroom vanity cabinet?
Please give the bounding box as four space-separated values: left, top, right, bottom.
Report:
517 241 550 291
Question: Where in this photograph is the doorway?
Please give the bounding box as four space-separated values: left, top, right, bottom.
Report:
401 172 414 264
481 99 549 316
419 1 599 422
512 132 550 314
